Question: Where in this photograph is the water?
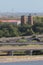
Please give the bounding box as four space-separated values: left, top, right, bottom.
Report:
0 61 43 65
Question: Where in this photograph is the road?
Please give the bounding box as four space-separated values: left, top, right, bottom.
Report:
0 42 43 45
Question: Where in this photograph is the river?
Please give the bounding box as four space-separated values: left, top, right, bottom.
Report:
0 61 43 65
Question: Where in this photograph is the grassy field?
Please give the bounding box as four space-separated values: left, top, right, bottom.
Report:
0 56 43 63
0 44 43 49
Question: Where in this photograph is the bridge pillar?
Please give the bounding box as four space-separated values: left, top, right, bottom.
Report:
7 50 14 56
30 50 33 55
11 50 14 56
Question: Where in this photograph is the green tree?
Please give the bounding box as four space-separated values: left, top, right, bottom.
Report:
0 30 3 37
32 22 43 34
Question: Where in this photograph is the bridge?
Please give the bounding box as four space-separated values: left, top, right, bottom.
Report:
0 45 43 56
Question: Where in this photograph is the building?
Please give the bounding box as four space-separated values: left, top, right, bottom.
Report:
21 15 33 25
28 14 33 25
21 15 28 25
0 19 21 25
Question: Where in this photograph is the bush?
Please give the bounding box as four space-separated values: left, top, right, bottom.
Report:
16 39 28 43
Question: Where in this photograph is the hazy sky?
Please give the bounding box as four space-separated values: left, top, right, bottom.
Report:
0 0 43 13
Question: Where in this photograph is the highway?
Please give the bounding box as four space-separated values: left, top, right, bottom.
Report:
0 42 43 45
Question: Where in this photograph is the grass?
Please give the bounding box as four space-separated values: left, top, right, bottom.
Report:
0 44 43 50
16 39 28 43
0 44 43 47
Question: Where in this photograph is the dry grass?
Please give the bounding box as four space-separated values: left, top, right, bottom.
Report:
0 45 43 50
0 56 43 63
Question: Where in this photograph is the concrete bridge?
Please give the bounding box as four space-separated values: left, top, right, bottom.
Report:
0 45 43 56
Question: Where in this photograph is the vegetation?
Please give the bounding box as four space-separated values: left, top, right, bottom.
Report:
0 20 43 37
32 22 43 34
16 39 28 43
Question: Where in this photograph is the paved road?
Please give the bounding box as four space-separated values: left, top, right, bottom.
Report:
0 42 43 45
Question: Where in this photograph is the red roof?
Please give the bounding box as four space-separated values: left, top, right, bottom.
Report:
0 20 20 22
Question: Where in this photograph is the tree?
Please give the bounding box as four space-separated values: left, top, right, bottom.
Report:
3 29 10 37
0 30 3 37
32 22 43 34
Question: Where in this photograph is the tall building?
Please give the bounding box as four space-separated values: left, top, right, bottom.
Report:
21 15 33 25
28 14 33 25
21 15 28 25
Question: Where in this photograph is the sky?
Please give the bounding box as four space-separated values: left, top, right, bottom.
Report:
0 0 43 13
